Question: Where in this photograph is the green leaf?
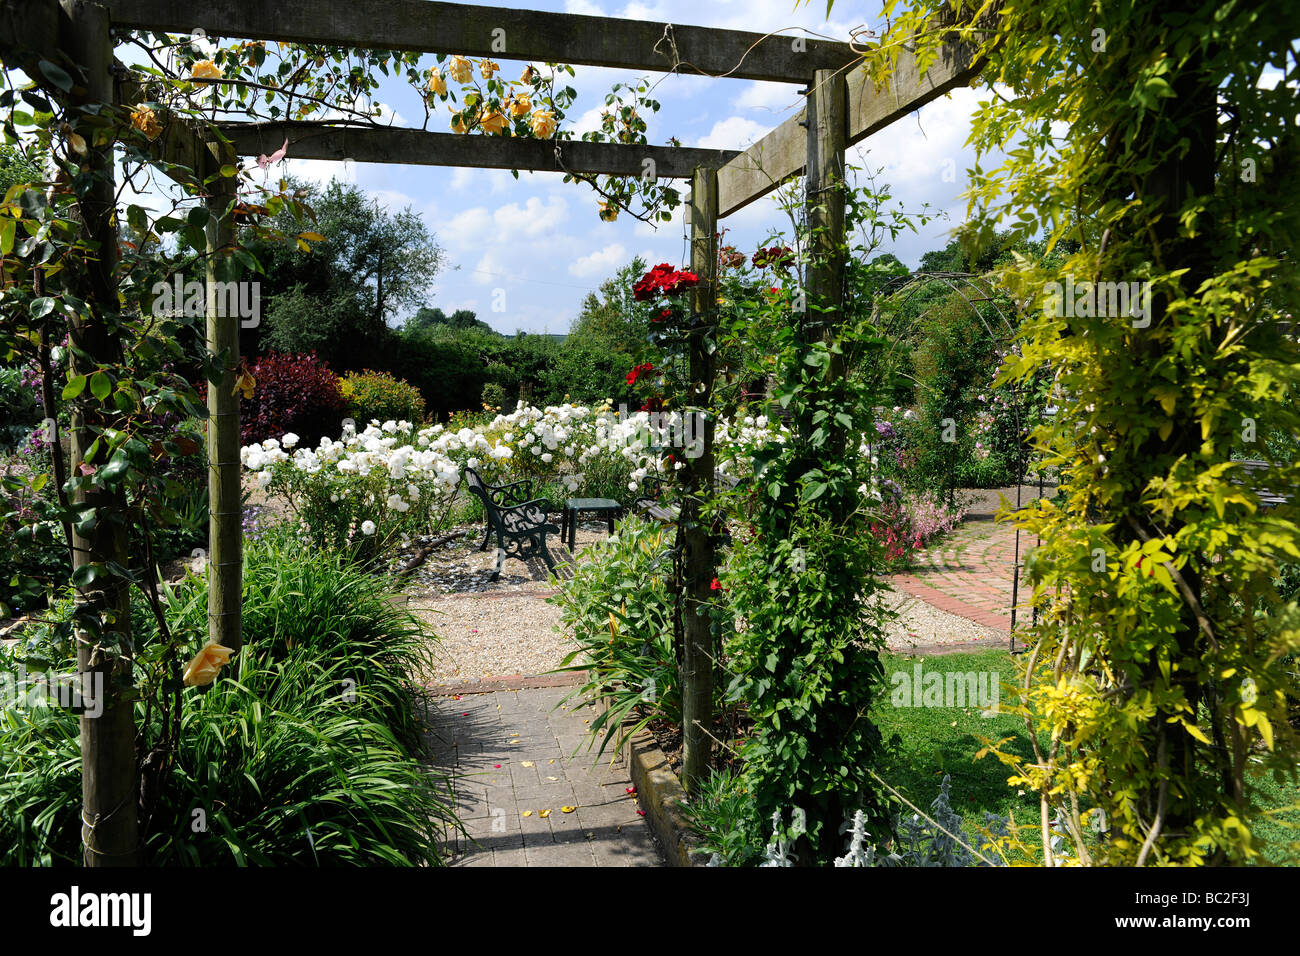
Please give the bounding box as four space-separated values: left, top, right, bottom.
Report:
89 370 111 401
30 296 55 318
71 564 98 587
62 374 88 399
38 60 74 92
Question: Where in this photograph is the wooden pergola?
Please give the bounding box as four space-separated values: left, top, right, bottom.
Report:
0 0 980 865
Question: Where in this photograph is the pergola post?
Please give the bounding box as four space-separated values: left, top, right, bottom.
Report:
61 0 140 867
680 164 718 793
202 136 242 653
804 68 848 387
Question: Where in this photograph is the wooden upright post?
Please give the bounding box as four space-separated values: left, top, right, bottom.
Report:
680 165 718 793
804 69 847 371
62 0 140 867
202 135 243 653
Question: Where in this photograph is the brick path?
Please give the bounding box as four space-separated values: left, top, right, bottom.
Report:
891 519 1039 631
424 685 665 867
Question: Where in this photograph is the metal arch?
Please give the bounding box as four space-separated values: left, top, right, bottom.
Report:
866 270 1049 653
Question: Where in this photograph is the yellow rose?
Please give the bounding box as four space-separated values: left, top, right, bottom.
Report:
450 111 469 134
130 105 162 140
480 109 508 135
448 55 473 84
520 64 536 84
479 59 499 80
508 93 531 118
190 59 222 81
598 201 618 222
426 67 447 97
530 109 557 139
183 641 236 687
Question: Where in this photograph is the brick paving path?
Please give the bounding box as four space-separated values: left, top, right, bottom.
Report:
424 685 665 867
891 519 1039 631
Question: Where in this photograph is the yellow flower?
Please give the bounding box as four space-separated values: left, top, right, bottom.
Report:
450 111 469 134
130 105 162 140
598 201 618 222
426 67 447 97
479 59 499 80
190 59 222 81
480 109 508 135
448 55 473 84
508 93 531 118
183 641 236 687
530 109 557 138
520 64 536 84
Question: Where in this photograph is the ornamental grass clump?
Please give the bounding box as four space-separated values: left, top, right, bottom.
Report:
0 530 455 866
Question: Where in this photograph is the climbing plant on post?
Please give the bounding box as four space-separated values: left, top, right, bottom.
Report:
680 165 719 792
723 68 894 865
874 0 1300 864
61 0 139 867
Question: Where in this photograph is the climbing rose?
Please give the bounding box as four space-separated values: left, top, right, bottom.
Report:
531 109 557 138
183 641 235 687
480 110 509 135
633 263 699 302
427 67 447 97
448 56 473 84
626 362 654 386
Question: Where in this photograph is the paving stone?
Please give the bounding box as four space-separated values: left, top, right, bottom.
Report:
427 685 665 867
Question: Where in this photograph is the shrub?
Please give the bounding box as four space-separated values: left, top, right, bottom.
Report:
340 369 426 426
238 351 345 446
551 513 695 757
481 381 506 411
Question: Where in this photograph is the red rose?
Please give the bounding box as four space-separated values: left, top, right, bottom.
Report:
710 578 720 591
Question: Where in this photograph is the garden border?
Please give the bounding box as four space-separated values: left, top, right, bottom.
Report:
621 719 707 867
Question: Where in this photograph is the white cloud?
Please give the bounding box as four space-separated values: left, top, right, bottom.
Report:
447 207 493 246
494 195 569 239
473 250 509 286
284 157 356 187
570 242 627 278
565 0 606 13
694 116 771 150
733 81 799 117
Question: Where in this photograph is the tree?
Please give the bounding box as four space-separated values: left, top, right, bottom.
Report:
247 177 444 371
405 306 494 334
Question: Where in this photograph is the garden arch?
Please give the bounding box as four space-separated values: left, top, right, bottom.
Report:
0 0 982 864
870 270 1047 647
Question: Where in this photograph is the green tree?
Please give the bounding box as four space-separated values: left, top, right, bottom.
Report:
248 177 443 371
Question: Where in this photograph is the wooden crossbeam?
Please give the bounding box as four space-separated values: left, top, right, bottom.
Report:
217 121 738 178
107 0 857 84
717 42 982 217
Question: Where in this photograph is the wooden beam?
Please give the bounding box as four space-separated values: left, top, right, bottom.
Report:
718 41 982 217
216 121 738 178
107 0 857 84
0 0 61 82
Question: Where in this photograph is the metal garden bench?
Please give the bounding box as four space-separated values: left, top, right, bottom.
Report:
463 468 561 579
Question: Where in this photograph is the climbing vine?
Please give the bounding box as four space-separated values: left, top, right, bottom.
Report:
869 0 1300 863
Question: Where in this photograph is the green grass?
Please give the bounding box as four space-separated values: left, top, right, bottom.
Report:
874 648 1300 865
873 650 1038 847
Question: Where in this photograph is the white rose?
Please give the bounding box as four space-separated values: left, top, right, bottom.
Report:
281 432 299 448
541 452 553 463
361 520 376 536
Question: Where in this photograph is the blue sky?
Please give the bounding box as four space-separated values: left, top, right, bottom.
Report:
264 1 990 334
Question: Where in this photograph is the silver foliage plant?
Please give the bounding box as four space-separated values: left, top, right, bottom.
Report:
745 775 1014 868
